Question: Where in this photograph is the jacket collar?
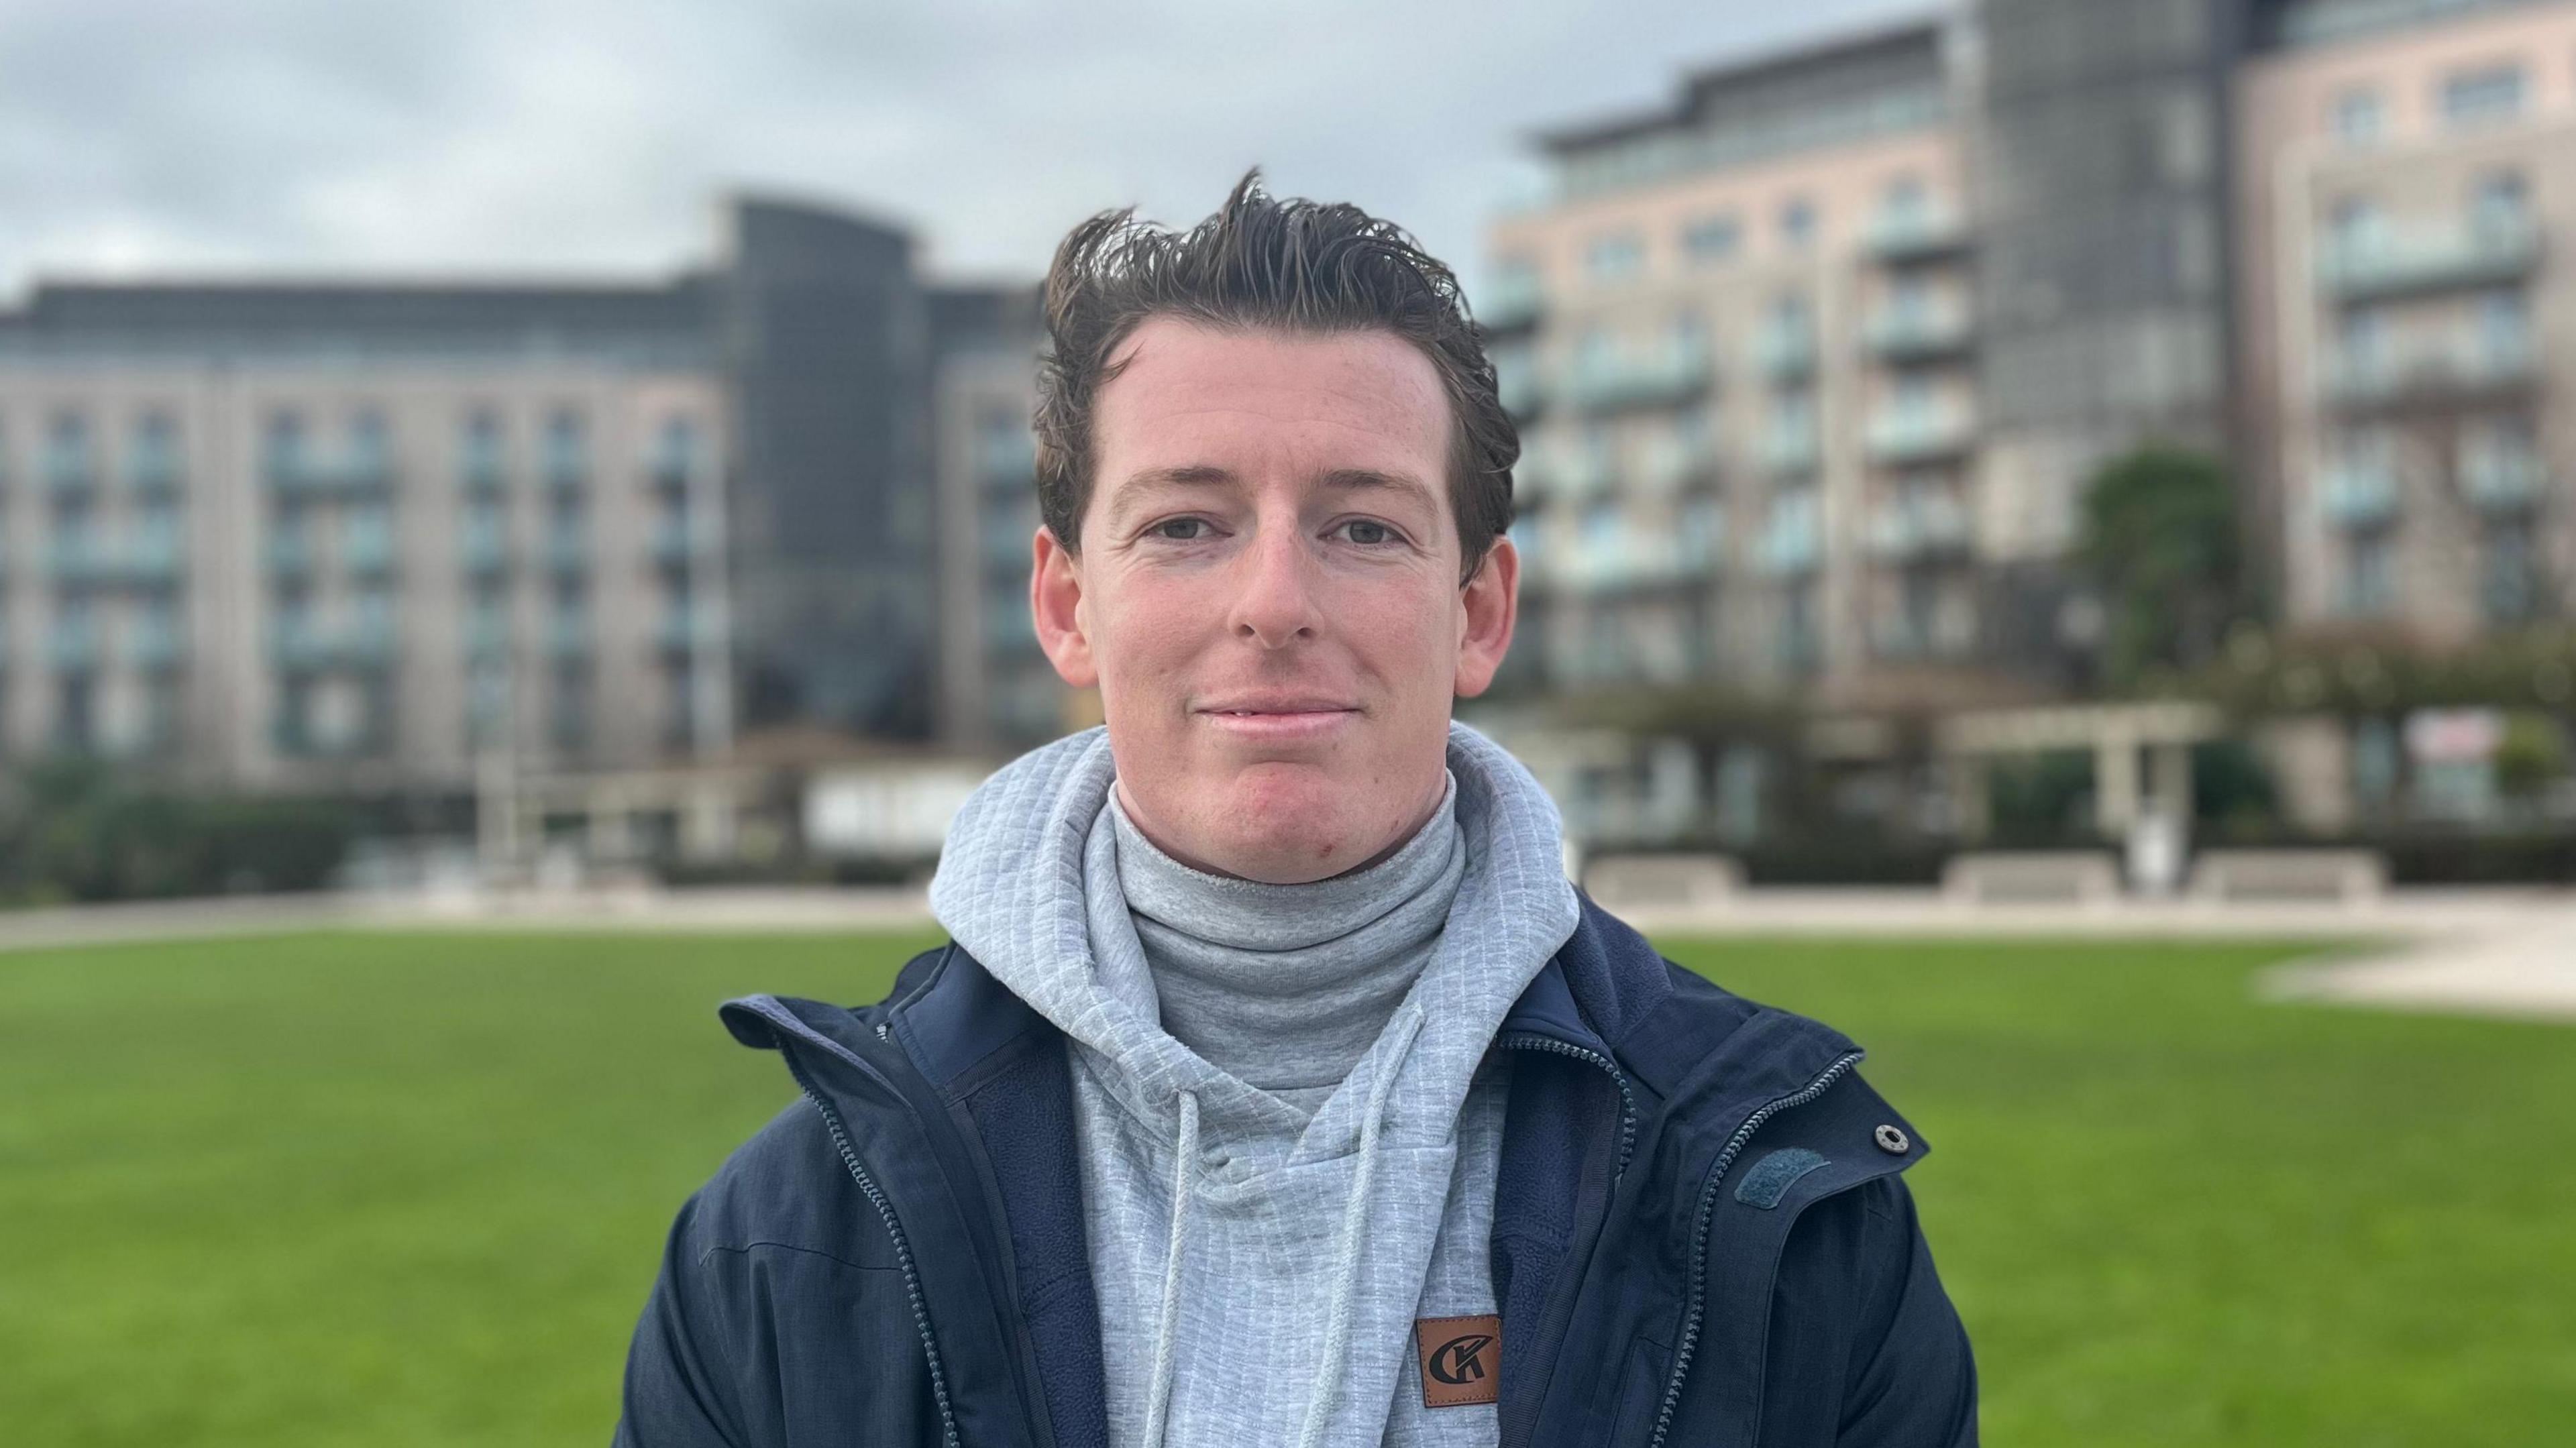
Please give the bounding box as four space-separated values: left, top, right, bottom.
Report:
875 889 1681 1101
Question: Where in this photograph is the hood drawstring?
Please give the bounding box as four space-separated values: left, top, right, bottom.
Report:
1296 1003 1427 1448
1142 1088 1199 1448
1137 1003 1429 1448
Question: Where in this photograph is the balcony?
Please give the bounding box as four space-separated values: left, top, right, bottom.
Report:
1564 342 1713 413
544 615 592 660
125 528 186 581
1756 502 1822 577
2461 449 2544 514
460 524 510 577
127 447 182 497
1566 531 1702 595
1518 443 1612 503
465 614 512 662
541 441 588 493
653 519 702 569
266 532 317 578
1864 302 1976 362
1635 431 1720 494
48 616 100 672
1865 403 1978 465
459 443 507 495
1754 322 1816 381
1866 494 1975 561
541 535 590 577
1866 205 1970 263
130 613 184 671
342 524 398 579
268 615 396 672
44 443 96 498
44 535 116 586
2316 213 2540 302
649 435 699 491
1760 421 1819 477
1497 361 1548 421
655 608 715 656
2319 461 2400 527
2327 335 2536 410
1477 272 1544 333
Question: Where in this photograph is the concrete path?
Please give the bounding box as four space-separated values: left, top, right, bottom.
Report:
3 883 2569 1024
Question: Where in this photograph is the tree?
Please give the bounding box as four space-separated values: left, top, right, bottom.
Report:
2074 446 2245 691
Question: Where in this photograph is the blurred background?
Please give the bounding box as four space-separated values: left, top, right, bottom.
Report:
3 1 2573 1445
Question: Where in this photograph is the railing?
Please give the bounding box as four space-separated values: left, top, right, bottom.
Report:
1863 303 1976 361
2316 213 2540 300
1865 404 1978 465
1866 494 1974 559
2319 462 2400 526
1564 343 1713 412
1866 205 1970 262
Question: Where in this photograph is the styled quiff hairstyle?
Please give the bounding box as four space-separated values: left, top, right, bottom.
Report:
1032 169 1518 586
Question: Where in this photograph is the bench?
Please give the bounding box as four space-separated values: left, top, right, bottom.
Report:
1941 851 2123 905
2188 849 2386 904
1581 853 1743 911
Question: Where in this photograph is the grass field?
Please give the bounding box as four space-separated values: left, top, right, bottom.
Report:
3 929 2571 1445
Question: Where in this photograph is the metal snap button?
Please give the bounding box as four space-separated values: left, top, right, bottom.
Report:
1872 1123 1911 1155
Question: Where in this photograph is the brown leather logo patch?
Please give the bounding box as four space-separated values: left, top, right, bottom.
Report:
1415 1315 1501 1408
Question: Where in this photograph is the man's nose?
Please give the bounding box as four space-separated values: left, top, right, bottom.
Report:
1227 518 1322 648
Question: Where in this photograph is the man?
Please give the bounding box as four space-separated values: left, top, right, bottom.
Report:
615 172 1977 1447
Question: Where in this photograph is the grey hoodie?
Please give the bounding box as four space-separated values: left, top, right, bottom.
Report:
925 720 1580 1448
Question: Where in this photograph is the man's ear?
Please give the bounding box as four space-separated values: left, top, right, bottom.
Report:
1453 535 1519 699
1031 526 1098 688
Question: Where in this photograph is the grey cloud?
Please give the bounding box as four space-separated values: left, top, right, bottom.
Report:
0 0 1931 293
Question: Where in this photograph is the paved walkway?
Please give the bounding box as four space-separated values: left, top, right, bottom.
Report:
4 883 2569 1023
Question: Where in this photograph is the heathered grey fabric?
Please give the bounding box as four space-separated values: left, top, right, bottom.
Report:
925 721 1580 1448
1106 767 1464 1118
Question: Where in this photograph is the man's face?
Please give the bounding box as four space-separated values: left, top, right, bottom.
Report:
1030 316 1517 885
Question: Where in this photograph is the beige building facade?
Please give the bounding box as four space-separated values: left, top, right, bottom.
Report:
2237 0 2576 638
1488 21 1986 704
0 330 733 794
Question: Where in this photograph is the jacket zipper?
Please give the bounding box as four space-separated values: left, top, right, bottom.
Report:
1644 1049 1865 1448
1491 1030 1641 1448
1494 1032 1640 1180
782 1050 963 1448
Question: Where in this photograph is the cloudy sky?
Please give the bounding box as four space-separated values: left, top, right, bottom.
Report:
1 0 1929 298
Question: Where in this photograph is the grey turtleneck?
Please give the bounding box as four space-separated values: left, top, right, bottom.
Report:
1108 769 1464 1117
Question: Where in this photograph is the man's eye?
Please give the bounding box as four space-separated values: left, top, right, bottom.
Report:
1339 519 1402 546
1150 518 1211 541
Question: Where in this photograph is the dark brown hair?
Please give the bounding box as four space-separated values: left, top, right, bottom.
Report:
1032 169 1517 586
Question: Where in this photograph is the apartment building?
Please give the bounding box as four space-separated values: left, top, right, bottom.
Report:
0 285 731 792
1488 21 1988 704
2238 0 2576 638
0 193 1048 798
1491 0 2576 706
928 282 1079 750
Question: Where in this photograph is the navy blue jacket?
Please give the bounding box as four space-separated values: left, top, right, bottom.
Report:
614 894 1978 1446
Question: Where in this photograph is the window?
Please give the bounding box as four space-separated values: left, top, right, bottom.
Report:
2440 65 2523 126
542 408 588 486
2471 171 2527 235
1585 233 1644 284
2332 86 2383 144
2477 290 2529 363
1779 197 1817 249
2342 533 2394 616
1680 214 1740 264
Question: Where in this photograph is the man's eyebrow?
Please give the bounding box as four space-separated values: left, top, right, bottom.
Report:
1318 468 1440 514
1102 465 1236 524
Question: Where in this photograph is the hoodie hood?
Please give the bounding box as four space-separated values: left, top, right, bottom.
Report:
924 718 1582 1448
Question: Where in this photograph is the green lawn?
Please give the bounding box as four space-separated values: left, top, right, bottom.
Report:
2 930 2569 1445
